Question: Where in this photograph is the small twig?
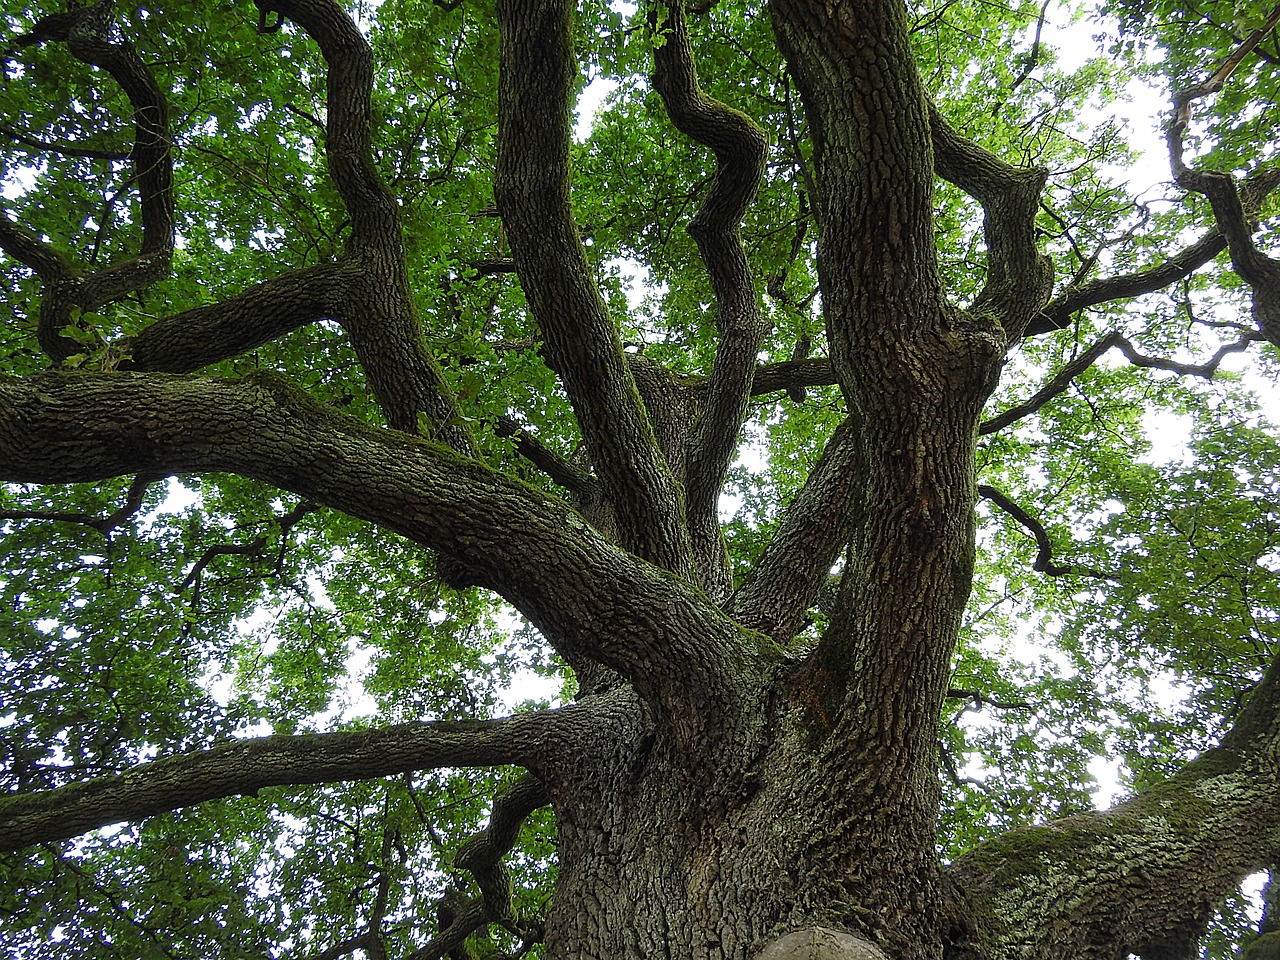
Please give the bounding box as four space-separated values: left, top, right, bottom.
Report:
0 474 158 534
0 120 131 160
1007 0 1052 95
939 741 985 790
176 500 318 593
284 102 326 133
978 483 1118 580
1172 2 1280 117
946 687 1032 711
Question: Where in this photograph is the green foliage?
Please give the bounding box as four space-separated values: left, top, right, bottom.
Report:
1 0 1278 954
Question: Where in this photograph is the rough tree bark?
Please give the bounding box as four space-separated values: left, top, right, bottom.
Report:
2 0 1279 958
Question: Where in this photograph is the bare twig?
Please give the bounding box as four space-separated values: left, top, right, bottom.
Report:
177 500 318 593
946 688 1031 711
0 474 158 534
980 329 1262 435
978 483 1118 580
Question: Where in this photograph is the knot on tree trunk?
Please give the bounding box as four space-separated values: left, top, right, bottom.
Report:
756 927 890 960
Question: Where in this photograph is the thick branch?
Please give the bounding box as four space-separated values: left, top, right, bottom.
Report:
727 416 861 642
121 261 361 372
260 0 400 247
0 710 551 852
255 0 470 448
771 0 959 392
928 101 1053 340
748 357 838 397
651 0 770 600
494 0 695 577
0 372 771 747
0 214 73 280
952 644 1280 959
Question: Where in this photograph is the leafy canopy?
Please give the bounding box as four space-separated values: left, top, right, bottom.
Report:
1 0 1279 955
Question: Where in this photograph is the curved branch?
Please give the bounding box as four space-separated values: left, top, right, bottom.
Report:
493 0 694 577
651 0 770 600
979 329 1262 435
305 933 384 960
253 0 470 448
7 2 174 363
259 0 399 247
928 101 1054 340
944 688 1030 712
453 773 550 926
1168 10 1280 348
952 643 1280 959
176 499 318 592
0 120 130 161
0 372 771 748
0 709 553 852
419 890 489 960
977 484 1116 580
0 213 71 281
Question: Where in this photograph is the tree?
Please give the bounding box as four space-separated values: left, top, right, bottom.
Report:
1 0 1279 954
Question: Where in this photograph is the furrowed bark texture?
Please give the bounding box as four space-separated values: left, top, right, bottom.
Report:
762 0 1006 952
951 646 1280 960
494 0 697 580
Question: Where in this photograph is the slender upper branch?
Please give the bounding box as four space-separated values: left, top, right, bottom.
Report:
493 0 695 577
978 483 1117 579
494 416 597 500
651 0 770 599
0 119 130 161
0 473 156 535
1027 160 1280 338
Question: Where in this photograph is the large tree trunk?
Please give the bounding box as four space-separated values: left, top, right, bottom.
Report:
540 663 968 960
